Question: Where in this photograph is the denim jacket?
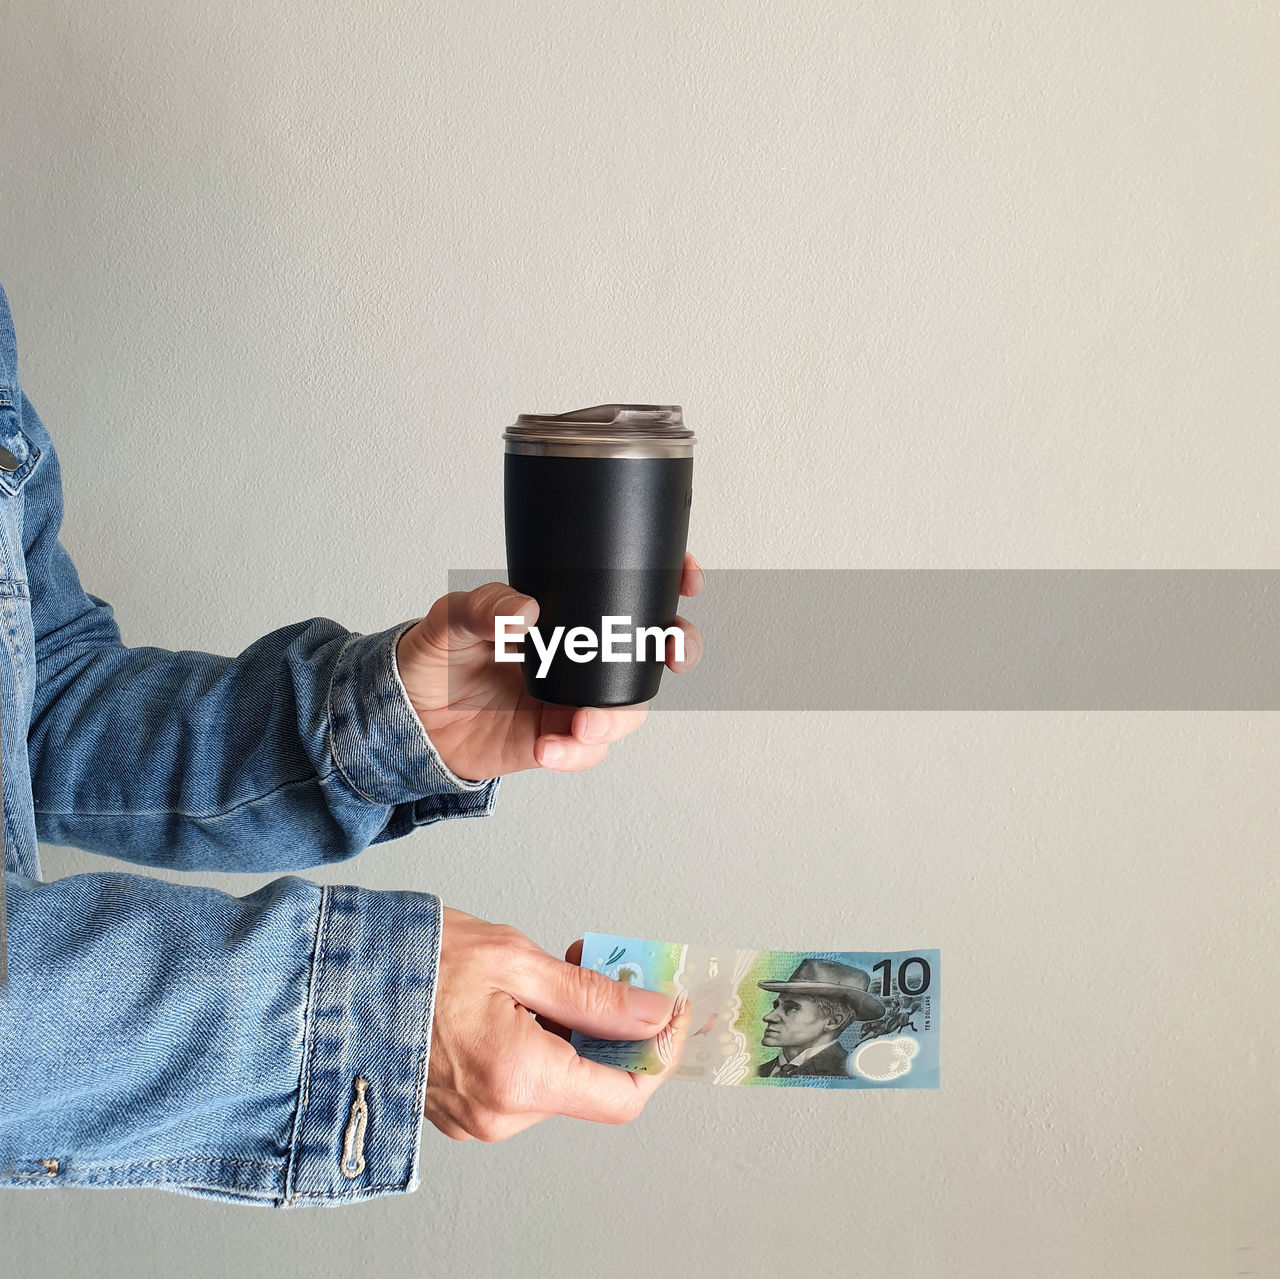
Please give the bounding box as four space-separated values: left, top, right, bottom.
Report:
0 284 499 1206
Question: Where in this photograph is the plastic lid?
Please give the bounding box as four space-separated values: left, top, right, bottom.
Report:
504 404 692 443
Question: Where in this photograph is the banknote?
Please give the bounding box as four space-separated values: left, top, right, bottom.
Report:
572 934 939 1088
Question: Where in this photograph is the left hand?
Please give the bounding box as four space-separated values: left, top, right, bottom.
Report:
423 909 689 1142
395 553 705 781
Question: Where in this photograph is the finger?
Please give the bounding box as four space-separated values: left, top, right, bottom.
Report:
544 993 691 1124
664 615 701 672
547 1054 658 1124
680 553 706 598
416 582 539 655
649 992 692 1078
537 938 586 1041
570 703 649 745
539 703 576 737
534 735 609 772
508 947 674 1039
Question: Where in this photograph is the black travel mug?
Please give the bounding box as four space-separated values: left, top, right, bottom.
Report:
503 404 695 707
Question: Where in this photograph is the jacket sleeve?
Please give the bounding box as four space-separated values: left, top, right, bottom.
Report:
2 869 444 1206
22 390 498 874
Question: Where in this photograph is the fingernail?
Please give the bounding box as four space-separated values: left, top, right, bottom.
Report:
582 709 607 741
541 741 565 764
627 985 673 1026
504 595 537 623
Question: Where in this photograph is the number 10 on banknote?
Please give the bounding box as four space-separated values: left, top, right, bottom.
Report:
572 935 940 1089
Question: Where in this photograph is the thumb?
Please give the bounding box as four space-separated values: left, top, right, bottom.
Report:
510 949 674 1041
415 582 539 654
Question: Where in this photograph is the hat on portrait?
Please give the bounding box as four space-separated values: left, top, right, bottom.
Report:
758 958 885 1022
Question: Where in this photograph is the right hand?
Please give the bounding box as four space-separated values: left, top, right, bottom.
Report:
424 908 689 1142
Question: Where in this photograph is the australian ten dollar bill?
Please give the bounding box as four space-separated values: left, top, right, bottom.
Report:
572 934 939 1089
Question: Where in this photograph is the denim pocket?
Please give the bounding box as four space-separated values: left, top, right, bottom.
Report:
0 383 42 499
0 384 39 581
0 384 38 711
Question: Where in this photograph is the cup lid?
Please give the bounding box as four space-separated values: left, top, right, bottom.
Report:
504 404 693 445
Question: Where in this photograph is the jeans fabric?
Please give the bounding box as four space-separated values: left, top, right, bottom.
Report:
0 283 499 1205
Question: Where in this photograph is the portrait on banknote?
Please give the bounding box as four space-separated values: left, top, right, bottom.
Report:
755 957 882 1078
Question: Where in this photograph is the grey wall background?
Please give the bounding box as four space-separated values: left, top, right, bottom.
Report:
3 2 1278 1276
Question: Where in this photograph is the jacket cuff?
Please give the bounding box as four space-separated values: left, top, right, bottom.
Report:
327 620 499 816
284 883 442 1206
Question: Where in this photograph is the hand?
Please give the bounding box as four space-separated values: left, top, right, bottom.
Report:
424 908 690 1142
395 553 705 781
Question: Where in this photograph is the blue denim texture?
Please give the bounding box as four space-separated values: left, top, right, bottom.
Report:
0 283 499 1205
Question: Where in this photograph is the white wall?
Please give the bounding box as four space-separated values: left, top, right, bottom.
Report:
3 3 1278 1276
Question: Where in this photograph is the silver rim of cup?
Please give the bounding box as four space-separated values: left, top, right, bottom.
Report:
504 403 694 459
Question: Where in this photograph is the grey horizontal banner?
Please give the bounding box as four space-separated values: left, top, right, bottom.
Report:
446 570 1280 710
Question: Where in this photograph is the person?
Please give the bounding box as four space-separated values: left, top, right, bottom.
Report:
755 959 884 1079
0 282 701 1206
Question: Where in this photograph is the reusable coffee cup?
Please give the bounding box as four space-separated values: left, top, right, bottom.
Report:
503 404 695 707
